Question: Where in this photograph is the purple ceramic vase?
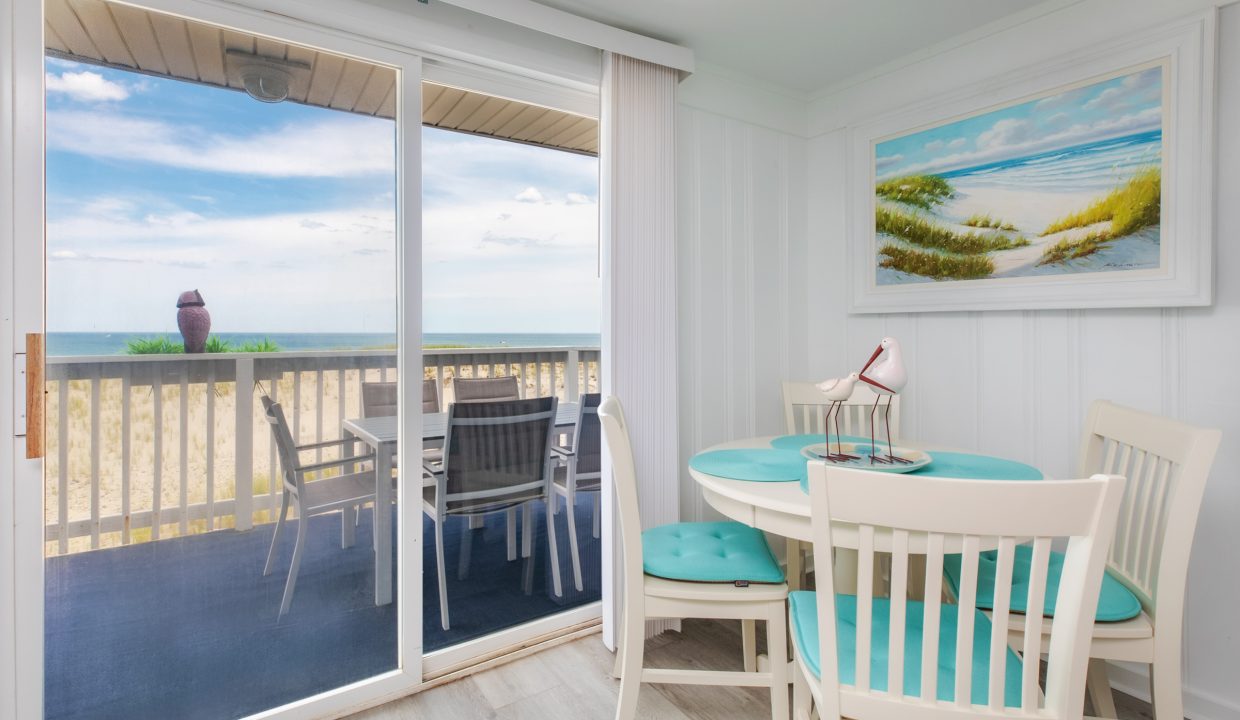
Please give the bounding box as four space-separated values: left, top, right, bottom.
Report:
177 290 211 353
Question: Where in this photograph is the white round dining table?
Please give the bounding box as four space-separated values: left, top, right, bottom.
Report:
689 435 1047 592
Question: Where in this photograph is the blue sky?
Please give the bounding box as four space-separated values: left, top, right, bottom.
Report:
876 65 1162 179
45 58 600 334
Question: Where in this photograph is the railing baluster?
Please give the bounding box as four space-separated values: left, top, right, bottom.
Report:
337 368 346 438
152 370 163 540
121 367 132 545
315 368 324 462
234 357 254 531
206 364 216 532
292 370 302 444
179 367 189 536
89 372 101 548
269 371 278 512
58 379 69 554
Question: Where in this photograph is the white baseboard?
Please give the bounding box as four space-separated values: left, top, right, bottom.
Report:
1107 663 1240 720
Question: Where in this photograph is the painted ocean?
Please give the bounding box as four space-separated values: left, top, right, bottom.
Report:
47 332 601 357
873 65 1164 285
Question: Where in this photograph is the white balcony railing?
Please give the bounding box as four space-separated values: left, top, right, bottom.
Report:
43 346 600 556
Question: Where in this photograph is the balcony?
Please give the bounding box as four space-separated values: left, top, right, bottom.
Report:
43 345 602 720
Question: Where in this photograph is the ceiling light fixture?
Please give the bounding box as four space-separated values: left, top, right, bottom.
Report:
225 49 310 104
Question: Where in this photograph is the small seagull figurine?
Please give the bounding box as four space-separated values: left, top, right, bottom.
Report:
857 337 909 464
815 372 860 461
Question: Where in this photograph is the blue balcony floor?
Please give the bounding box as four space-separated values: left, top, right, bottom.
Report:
45 495 601 720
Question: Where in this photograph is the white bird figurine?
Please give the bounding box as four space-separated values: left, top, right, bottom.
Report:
815 372 860 461
857 337 909 464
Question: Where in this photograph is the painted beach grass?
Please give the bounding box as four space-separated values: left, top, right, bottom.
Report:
872 65 1164 285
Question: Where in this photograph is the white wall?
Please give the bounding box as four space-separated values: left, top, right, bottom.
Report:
675 74 809 523
676 1 1239 717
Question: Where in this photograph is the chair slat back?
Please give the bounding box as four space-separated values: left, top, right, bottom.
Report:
440 397 556 514
805 462 1125 720
453 376 521 403
782 380 898 440
361 381 399 418
423 378 440 414
572 393 603 476
1077 400 1221 616
596 396 646 604
261 396 302 497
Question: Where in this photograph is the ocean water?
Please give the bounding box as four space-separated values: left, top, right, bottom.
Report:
47 331 601 357
938 130 1162 193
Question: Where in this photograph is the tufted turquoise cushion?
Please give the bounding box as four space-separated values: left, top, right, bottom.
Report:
642 521 785 584
943 545 1142 622
789 591 1023 707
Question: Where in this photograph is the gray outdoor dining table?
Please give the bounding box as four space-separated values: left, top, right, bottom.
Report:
340 402 580 606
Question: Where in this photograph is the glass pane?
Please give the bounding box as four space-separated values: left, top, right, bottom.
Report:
42 3 400 717
421 95 602 650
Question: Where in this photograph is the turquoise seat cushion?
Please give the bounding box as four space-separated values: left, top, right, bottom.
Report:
642 522 784 584
788 591 1023 707
943 545 1142 622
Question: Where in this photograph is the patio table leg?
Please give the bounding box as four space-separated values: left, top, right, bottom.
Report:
374 440 393 605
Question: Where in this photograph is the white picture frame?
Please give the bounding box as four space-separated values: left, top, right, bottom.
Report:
847 11 1215 314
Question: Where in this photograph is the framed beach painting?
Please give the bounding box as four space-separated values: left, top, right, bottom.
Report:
846 13 1215 313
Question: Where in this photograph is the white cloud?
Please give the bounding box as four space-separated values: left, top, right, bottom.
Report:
565 192 592 205
46 70 130 102
947 138 967 150
514 186 545 203
47 110 395 178
976 118 1033 151
875 154 904 170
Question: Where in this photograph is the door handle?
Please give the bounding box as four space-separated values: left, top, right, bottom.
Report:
25 332 44 459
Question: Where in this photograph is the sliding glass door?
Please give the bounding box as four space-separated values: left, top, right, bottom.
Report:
15 0 424 717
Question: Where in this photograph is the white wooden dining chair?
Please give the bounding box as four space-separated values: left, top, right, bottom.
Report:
960 400 1220 719
551 392 602 592
782 380 902 589
782 380 900 440
599 396 789 720
260 396 379 618
793 460 1125 720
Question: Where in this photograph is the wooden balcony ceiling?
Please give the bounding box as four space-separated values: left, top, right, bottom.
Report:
43 0 599 156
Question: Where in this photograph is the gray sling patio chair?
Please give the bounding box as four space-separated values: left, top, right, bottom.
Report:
551 392 602 592
422 396 563 630
453 375 520 403
261 395 378 618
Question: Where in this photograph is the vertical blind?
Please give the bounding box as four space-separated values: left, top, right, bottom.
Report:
600 51 680 645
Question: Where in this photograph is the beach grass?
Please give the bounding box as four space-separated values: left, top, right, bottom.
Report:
1037 230 1114 266
1042 167 1161 236
877 207 1030 255
124 336 281 354
963 213 1018 231
879 244 995 280
875 174 953 209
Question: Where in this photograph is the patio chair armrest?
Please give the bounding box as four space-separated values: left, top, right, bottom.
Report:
550 445 574 459
422 460 443 477
296 437 360 452
296 453 375 474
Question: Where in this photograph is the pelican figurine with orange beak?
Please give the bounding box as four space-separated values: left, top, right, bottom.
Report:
815 372 860 461
857 337 909 464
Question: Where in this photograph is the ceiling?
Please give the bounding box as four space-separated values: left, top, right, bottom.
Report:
44 0 598 154
532 0 1048 93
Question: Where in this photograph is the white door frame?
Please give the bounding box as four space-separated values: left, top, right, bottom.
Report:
3 1 425 718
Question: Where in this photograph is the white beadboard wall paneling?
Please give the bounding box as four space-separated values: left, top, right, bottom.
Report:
676 105 808 522
601 53 680 639
797 4 1240 715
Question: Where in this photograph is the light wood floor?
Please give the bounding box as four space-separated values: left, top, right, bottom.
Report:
347 619 1159 720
